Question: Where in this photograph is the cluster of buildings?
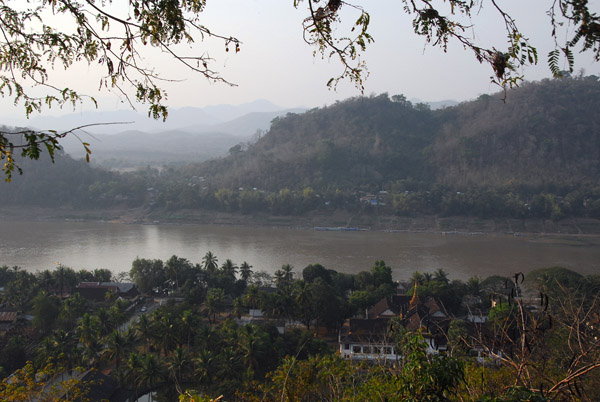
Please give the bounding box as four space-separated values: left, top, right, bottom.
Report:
339 285 451 361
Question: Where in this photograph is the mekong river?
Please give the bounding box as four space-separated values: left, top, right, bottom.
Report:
1 220 599 280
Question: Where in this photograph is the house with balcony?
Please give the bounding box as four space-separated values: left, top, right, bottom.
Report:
339 285 450 361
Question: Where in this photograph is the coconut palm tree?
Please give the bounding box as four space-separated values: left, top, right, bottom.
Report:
221 259 238 279
81 338 104 369
178 309 197 349
76 313 99 347
243 285 262 311
274 269 285 287
281 264 294 282
37 269 54 293
411 271 424 285
238 325 264 375
231 297 245 319
433 268 450 284
103 329 128 372
194 349 216 385
155 312 178 355
204 288 225 323
295 280 314 329
239 261 253 283
168 347 191 393
96 308 114 337
125 351 143 399
139 353 167 401
202 251 218 275
135 313 153 352
36 336 56 366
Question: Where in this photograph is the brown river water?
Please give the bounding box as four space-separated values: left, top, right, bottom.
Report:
1 220 599 281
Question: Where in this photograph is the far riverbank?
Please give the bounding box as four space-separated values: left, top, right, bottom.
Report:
2 206 600 236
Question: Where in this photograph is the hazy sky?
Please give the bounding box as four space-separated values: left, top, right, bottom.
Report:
1 0 598 120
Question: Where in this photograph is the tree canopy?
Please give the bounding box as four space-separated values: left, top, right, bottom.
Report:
1 0 599 180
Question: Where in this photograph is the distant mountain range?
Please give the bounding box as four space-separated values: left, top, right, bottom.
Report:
2 100 306 168
3 97 459 169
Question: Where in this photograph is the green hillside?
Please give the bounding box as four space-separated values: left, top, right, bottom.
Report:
188 77 600 192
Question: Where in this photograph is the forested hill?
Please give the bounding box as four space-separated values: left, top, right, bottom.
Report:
187 77 600 191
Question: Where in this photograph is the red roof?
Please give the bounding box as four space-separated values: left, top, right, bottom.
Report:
0 311 17 322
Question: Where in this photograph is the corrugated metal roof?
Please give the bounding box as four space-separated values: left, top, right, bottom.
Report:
0 311 17 322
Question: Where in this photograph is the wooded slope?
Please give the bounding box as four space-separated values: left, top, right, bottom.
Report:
189 77 600 192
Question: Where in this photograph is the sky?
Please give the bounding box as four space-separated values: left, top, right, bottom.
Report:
1 0 599 121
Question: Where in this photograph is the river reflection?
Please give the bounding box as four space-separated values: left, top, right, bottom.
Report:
1 220 599 280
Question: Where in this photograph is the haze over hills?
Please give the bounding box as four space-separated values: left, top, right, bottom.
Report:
8 100 307 168
3 99 290 133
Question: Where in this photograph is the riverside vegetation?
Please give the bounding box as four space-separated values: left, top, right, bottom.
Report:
0 255 599 401
1 77 600 229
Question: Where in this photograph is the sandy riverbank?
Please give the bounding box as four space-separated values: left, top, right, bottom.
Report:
2 206 600 235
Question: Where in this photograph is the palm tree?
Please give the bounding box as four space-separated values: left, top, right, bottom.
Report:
36 336 56 366
76 313 99 347
198 324 220 351
51 330 78 373
216 346 243 381
465 276 482 296
168 347 191 392
411 271 424 285
281 264 294 282
243 285 262 310
194 349 215 384
433 268 450 284
125 351 143 400
140 353 167 401
231 297 245 319
37 269 54 293
81 339 104 369
179 309 197 348
96 308 114 337
135 313 153 352
238 325 264 375
221 259 238 279
155 312 178 355
274 269 285 286
295 280 314 329
103 329 128 372
204 288 225 323
239 261 253 283
202 251 218 275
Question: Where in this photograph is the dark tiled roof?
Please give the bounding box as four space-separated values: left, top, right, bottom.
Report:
340 318 392 343
77 282 136 293
367 295 412 318
100 282 136 293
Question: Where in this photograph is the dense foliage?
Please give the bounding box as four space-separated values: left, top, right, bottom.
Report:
1 256 600 401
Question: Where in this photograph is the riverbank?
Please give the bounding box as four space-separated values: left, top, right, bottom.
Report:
2 206 600 235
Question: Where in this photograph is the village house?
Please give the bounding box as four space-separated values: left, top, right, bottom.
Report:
339 286 451 361
0 309 18 334
75 282 139 302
